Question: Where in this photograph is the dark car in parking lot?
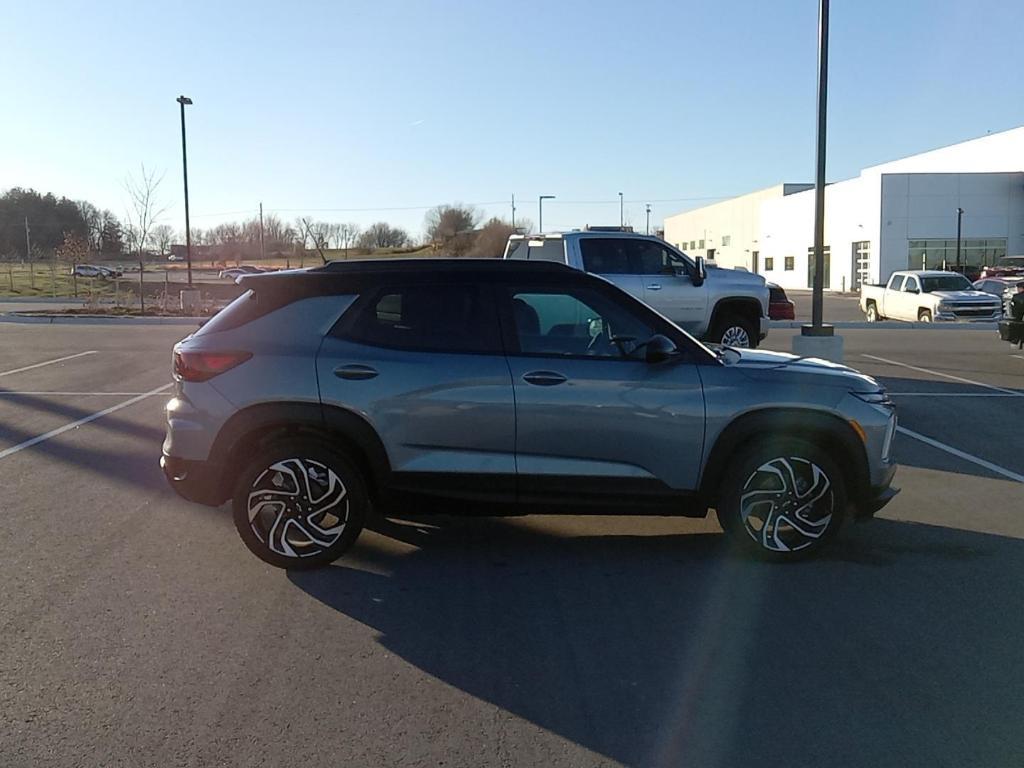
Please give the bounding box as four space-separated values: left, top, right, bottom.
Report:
162 259 898 569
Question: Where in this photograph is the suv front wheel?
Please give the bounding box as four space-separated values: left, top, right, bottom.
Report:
232 440 367 569
716 439 846 560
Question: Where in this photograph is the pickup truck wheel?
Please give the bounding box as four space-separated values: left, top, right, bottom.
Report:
716 438 846 560
865 303 879 322
918 309 932 323
232 440 367 570
711 314 757 348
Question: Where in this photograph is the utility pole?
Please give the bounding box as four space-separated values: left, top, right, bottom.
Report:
645 204 651 235
511 193 516 229
24 216 30 261
955 207 964 270
618 192 624 227
259 202 266 261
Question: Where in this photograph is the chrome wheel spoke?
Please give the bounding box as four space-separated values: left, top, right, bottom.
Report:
247 457 350 559
740 456 834 553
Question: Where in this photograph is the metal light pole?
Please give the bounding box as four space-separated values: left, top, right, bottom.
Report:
176 95 194 286
618 192 624 227
805 0 830 337
538 195 555 233
645 204 651 235
955 207 964 270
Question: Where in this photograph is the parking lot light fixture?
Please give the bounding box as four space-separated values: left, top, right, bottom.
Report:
176 95 194 287
538 195 555 233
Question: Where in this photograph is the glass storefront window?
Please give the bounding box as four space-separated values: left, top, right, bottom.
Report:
907 239 1007 270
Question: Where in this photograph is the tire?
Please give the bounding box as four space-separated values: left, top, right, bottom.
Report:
232 439 367 569
710 313 758 348
918 309 932 323
865 303 879 322
715 438 846 561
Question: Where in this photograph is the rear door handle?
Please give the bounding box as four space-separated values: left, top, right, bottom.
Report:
334 364 379 380
646 283 662 290
522 370 568 386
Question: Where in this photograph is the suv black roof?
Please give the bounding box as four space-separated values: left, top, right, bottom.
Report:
314 258 570 275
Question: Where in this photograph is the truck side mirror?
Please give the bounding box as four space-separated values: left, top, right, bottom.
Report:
693 256 707 287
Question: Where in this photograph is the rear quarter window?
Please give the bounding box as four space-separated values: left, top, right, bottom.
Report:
506 239 566 263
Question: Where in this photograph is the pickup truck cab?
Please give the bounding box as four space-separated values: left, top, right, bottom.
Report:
504 230 770 347
860 270 1003 323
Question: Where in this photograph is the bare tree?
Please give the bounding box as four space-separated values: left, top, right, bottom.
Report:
467 217 517 258
150 224 174 255
337 222 361 255
357 222 410 249
425 204 480 255
75 200 102 252
123 164 169 263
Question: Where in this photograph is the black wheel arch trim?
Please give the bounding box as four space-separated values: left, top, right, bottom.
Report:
709 297 765 328
699 408 871 508
207 401 392 502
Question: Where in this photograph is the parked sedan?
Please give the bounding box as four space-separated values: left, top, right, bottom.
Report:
767 283 796 320
71 264 105 278
218 266 265 280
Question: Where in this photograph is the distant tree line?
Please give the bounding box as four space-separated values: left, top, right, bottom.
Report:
1 186 527 265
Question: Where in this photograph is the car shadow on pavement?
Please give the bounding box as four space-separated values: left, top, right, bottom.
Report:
290 515 1024 768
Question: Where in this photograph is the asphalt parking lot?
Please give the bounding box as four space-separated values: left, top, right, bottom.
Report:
1 321 1022 767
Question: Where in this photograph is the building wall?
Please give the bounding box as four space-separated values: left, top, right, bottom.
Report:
662 184 811 271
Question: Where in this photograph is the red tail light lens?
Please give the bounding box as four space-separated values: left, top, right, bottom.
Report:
173 350 252 382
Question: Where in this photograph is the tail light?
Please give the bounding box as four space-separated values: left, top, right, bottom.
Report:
173 350 252 382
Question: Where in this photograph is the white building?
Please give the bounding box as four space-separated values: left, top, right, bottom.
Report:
663 126 1024 291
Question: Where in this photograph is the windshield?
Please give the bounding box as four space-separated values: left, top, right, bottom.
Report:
920 274 973 292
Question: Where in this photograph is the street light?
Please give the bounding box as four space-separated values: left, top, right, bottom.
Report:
645 203 651 235
538 195 555 233
805 0 830 336
618 192 624 227
176 95 194 287
955 207 964 271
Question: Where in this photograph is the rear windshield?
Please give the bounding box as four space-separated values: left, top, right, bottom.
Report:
505 238 566 263
194 290 262 336
920 275 972 292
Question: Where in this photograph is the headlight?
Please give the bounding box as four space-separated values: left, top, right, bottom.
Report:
852 390 894 407
937 302 953 310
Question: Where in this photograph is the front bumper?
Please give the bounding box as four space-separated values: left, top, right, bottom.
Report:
161 454 228 507
854 462 898 519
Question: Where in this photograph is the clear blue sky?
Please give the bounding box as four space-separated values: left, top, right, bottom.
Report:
3 0 1023 239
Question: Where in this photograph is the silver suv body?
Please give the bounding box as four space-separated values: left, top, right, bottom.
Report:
504 231 771 347
162 259 897 568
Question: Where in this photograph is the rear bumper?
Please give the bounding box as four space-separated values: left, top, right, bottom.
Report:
161 454 228 507
758 316 770 340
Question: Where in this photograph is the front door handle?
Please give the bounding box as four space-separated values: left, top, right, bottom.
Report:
334 364 379 380
522 370 568 387
646 283 662 290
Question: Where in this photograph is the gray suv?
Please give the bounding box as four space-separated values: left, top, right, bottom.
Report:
162 259 898 568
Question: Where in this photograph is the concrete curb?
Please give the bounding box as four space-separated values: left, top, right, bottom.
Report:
0 313 206 326
769 320 999 331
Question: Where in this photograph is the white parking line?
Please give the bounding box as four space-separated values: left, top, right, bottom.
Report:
0 391 165 397
0 351 97 378
0 383 172 461
897 426 1024 484
889 392 1020 397
861 354 1023 397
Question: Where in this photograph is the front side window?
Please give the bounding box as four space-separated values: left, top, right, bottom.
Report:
624 240 684 275
903 277 919 293
505 238 565 263
343 283 500 353
507 286 658 360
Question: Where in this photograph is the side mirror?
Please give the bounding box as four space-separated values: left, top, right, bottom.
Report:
693 256 707 287
908 287 920 294
645 334 680 364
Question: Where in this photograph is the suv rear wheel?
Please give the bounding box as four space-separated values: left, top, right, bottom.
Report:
716 438 846 560
232 440 367 569
710 313 758 348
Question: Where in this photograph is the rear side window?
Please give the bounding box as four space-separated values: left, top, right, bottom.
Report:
342 283 501 354
888 275 905 291
194 290 261 336
579 238 632 275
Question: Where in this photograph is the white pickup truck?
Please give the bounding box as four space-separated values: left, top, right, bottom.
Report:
860 270 1003 323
